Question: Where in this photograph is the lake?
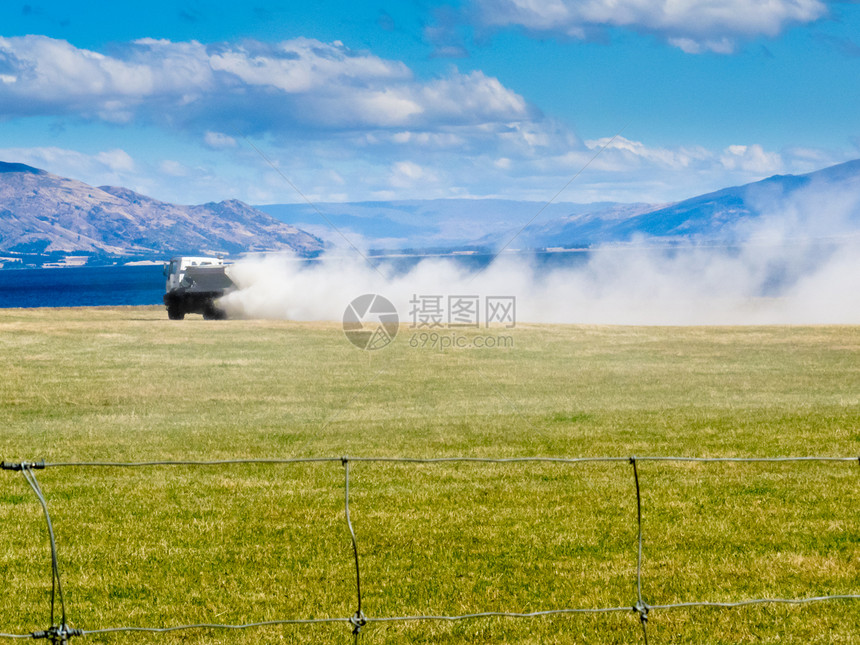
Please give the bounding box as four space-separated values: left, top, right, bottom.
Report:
0 265 165 308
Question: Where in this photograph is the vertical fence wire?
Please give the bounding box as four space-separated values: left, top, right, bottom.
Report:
14 463 83 644
20 465 65 630
630 457 649 644
342 457 366 639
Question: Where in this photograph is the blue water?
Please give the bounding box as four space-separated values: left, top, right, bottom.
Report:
0 265 165 308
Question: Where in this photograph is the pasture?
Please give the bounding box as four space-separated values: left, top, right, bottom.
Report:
0 306 858 643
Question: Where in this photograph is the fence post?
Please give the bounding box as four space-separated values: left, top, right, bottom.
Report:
342 457 367 640
630 457 649 644
0 461 83 644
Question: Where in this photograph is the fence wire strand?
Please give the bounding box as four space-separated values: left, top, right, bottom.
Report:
1 455 857 642
19 465 67 631
341 457 367 639
29 455 857 468
630 457 649 644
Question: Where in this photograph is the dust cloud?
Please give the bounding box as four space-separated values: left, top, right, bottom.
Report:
219 183 860 325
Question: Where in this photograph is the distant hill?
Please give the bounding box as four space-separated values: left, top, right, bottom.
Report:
596 158 860 243
259 159 860 251
0 162 324 260
257 199 653 251
3 157 858 266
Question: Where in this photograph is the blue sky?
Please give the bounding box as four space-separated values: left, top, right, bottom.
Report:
0 0 858 206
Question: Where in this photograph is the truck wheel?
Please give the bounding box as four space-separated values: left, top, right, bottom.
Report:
202 303 226 320
167 304 185 320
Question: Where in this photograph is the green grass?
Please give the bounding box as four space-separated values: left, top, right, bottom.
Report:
0 306 858 643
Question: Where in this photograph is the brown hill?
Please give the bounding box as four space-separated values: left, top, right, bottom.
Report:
0 162 324 257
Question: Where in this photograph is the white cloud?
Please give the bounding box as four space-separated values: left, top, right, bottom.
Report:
0 36 215 122
419 70 529 122
575 135 790 182
208 37 410 93
668 37 735 55
474 0 827 53
584 135 711 170
390 160 439 188
159 159 189 177
0 36 530 134
472 135 851 204
95 148 136 172
720 144 783 173
342 88 424 127
0 35 850 205
389 131 466 147
394 160 425 180
203 131 237 149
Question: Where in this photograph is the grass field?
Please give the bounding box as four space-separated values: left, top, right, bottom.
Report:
0 306 858 644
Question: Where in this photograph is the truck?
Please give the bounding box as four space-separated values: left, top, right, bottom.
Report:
162 256 234 320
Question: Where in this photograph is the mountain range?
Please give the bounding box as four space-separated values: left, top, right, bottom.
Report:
0 162 324 263
260 158 860 251
1 158 859 267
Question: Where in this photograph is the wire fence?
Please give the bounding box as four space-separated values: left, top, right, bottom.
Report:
1 455 858 644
